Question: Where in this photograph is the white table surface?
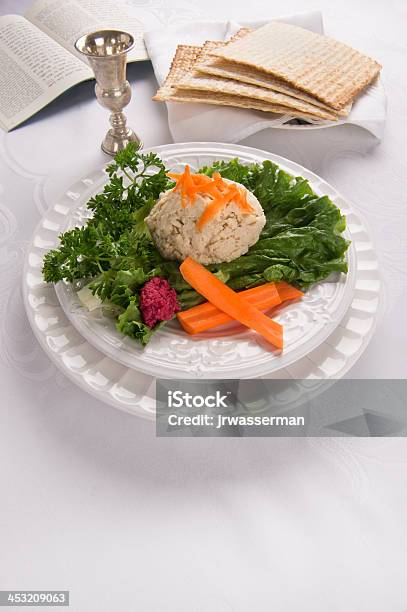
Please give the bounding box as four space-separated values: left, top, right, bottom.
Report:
1 1 407 610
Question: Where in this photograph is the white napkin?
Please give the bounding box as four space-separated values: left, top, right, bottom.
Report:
144 12 386 142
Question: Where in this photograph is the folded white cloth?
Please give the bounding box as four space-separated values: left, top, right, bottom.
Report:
144 12 387 142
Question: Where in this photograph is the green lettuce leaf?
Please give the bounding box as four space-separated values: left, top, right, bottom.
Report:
202 158 349 289
116 296 165 346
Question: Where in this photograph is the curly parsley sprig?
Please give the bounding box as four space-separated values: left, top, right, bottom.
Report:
42 143 171 283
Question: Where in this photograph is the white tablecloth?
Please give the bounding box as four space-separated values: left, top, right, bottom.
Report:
1 1 407 610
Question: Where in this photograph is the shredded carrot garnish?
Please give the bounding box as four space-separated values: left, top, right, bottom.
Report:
196 184 239 230
166 166 254 229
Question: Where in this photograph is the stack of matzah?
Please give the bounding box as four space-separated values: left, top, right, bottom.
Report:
153 22 381 123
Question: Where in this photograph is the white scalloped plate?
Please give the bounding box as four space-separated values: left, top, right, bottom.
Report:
53 143 356 379
23 143 381 418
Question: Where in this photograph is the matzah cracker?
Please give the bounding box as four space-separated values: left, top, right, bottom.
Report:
211 21 381 109
177 74 338 120
178 40 339 120
196 55 351 117
160 44 201 87
155 86 332 121
153 45 336 121
199 29 348 115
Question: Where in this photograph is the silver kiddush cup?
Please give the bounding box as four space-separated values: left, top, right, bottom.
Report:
75 30 142 156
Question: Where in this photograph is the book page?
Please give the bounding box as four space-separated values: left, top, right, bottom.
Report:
25 0 148 63
0 15 92 131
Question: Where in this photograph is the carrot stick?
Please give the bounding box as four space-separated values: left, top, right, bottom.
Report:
275 281 304 302
177 283 281 334
177 282 303 335
179 257 283 349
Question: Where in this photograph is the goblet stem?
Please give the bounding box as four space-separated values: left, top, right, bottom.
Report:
111 111 128 134
102 110 139 156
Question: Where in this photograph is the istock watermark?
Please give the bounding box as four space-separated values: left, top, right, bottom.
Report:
167 389 231 409
156 379 407 438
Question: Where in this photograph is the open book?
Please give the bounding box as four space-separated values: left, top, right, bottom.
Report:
0 0 155 132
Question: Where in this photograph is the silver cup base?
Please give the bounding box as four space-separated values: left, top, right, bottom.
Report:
101 127 142 156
